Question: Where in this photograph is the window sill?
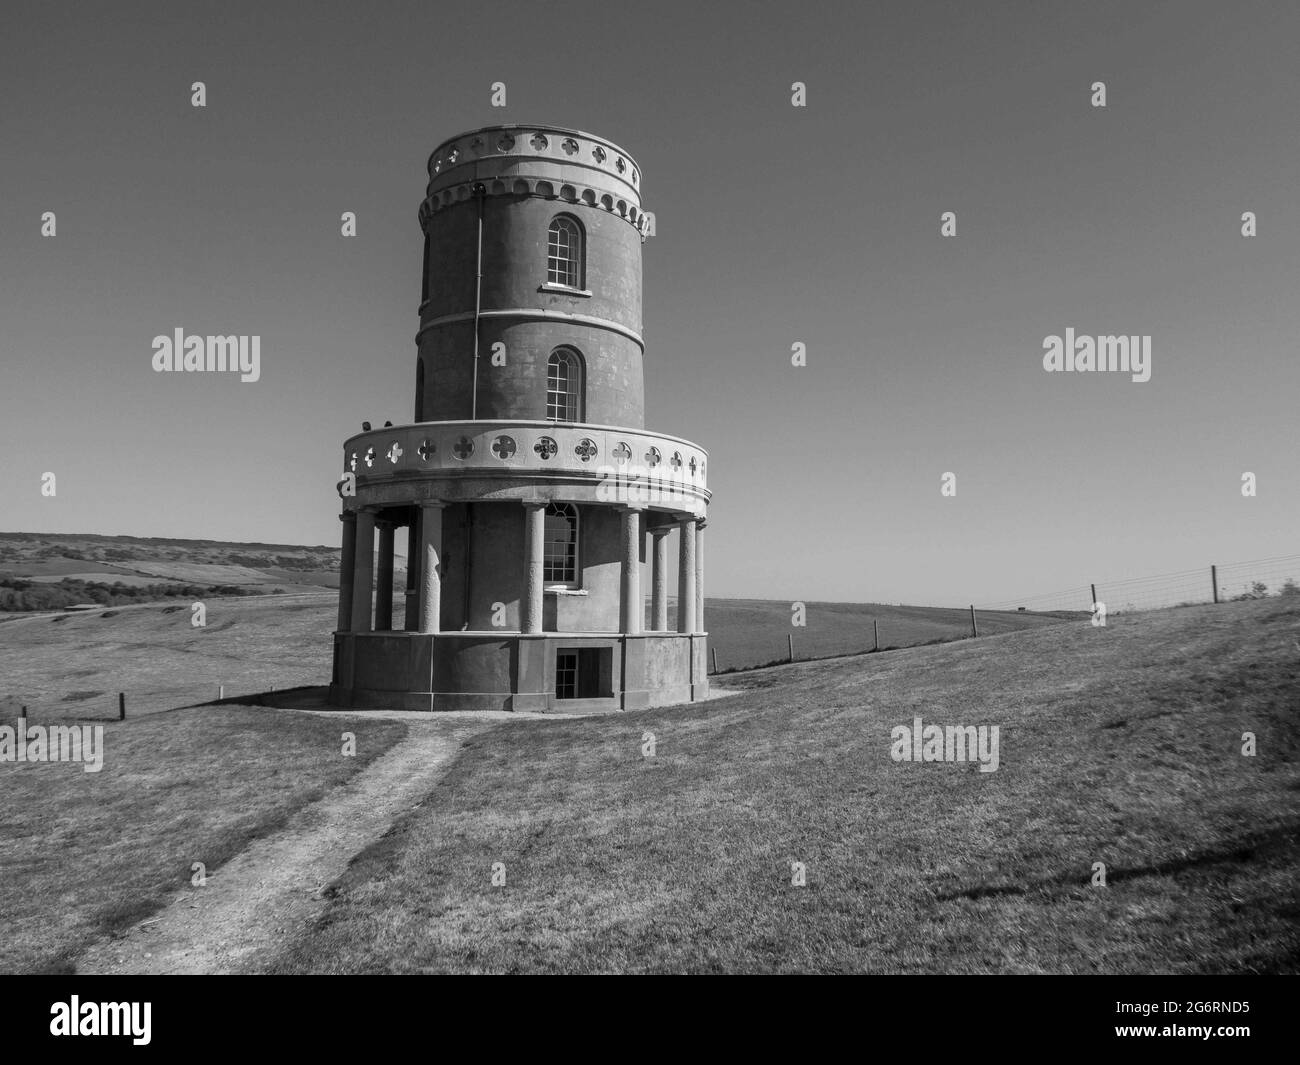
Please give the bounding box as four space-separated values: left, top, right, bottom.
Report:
544 587 588 596
539 283 592 298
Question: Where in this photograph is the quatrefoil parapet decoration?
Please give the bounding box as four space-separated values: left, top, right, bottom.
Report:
670 451 683 472
492 435 516 459
417 439 436 461
348 451 358 472
497 134 515 152
447 146 460 163
386 442 403 464
592 145 606 163
452 436 474 460
689 456 698 476
561 137 578 156
530 133 548 151
612 441 632 465
363 447 375 468
575 438 597 462
644 446 661 468
534 436 558 460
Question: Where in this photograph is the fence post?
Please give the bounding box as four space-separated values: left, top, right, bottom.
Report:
1211 565 1219 604
118 692 125 721
874 619 879 652
969 605 978 638
218 684 224 701
788 634 794 662
711 647 718 675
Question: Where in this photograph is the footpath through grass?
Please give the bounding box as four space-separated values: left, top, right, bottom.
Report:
271 597 1299 974
0 706 406 973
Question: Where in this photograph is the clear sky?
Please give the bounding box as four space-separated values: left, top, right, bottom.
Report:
2 0 1296 605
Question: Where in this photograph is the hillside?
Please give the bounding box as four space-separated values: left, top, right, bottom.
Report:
0 594 1062 720
0 531 344 595
260 596 1298 974
0 596 1294 973
706 597 1067 672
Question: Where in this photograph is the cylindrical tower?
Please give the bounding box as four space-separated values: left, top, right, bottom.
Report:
329 124 710 713
417 126 647 427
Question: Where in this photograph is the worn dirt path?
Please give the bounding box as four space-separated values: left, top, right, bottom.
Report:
74 719 480 975
71 694 731 975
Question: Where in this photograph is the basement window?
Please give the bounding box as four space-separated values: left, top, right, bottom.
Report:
555 647 611 699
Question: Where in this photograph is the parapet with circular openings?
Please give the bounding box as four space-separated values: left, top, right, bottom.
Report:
420 124 648 236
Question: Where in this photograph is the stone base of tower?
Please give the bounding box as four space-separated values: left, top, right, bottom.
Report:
329 631 708 713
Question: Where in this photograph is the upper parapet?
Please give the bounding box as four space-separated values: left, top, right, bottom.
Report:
421 124 648 235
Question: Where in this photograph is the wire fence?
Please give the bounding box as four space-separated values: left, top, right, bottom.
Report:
0 683 297 727
978 553 1300 616
4 555 1294 693
713 554 1300 673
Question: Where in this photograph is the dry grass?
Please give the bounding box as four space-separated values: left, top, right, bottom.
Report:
0 706 406 973
706 598 1066 671
269 597 1300 974
0 595 1061 721
0 595 337 720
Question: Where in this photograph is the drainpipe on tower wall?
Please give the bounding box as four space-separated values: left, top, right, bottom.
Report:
463 184 486 630
471 183 485 420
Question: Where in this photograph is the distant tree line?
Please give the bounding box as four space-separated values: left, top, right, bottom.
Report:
222 553 336 570
0 579 276 612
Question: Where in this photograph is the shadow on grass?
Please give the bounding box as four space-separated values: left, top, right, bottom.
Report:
933 824 1299 902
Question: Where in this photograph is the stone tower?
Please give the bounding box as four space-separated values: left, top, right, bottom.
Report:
329 124 711 711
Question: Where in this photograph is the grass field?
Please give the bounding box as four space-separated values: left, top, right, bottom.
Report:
258 597 1298 974
706 597 1068 671
0 593 1062 723
0 595 338 721
0 524 1065 693
2 589 1294 974
0 707 407 973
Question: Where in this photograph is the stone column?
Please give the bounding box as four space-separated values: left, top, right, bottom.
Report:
620 507 643 634
350 508 376 633
694 518 706 632
374 520 395 631
336 511 356 632
650 526 670 631
521 501 546 634
404 518 420 631
677 518 697 634
418 501 445 634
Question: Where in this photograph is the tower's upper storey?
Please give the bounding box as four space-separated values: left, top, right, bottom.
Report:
416 125 651 429
419 125 647 238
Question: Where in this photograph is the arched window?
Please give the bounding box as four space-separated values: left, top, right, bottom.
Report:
546 347 583 422
547 215 583 288
543 503 579 586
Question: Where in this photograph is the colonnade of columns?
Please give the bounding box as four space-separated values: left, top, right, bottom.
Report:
336 503 704 635
337 503 443 635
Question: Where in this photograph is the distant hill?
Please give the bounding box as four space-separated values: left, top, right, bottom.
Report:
0 532 1066 659
0 532 346 602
